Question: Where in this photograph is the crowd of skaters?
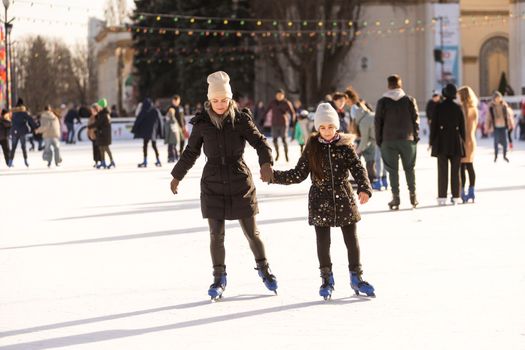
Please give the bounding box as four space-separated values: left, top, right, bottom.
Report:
1 76 524 206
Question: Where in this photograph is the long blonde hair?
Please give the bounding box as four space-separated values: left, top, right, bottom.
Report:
457 86 478 109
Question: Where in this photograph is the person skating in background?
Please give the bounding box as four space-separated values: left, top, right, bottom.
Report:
8 98 37 168
110 105 119 119
375 74 420 210
88 98 115 169
132 98 164 168
264 88 296 162
346 87 377 187
64 103 81 144
519 99 525 141
164 106 181 163
0 109 11 167
88 103 101 168
36 106 62 168
425 91 441 127
170 71 278 300
28 113 44 151
267 103 375 300
485 91 512 162
330 92 349 133
295 101 311 153
170 95 186 155
457 86 479 203
429 84 466 206
253 100 266 131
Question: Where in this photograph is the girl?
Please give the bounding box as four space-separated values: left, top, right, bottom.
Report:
429 84 465 205
269 102 375 299
170 71 278 300
457 86 478 203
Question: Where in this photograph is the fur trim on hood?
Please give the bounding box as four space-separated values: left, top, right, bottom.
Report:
336 132 357 146
383 88 406 101
12 106 27 113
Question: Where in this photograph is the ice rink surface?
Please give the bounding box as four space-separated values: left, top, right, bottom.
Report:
1 135 524 349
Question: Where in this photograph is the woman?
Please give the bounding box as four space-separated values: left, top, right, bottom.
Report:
169 71 277 300
88 98 115 169
457 86 478 203
36 106 62 167
88 103 102 167
132 98 164 167
430 84 466 205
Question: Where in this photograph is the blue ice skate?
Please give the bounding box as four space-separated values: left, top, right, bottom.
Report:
255 262 278 294
350 272 375 297
371 179 382 191
319 271 335 300
208 273 227 301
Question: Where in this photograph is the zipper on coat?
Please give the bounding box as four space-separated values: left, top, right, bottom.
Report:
327 144 337 226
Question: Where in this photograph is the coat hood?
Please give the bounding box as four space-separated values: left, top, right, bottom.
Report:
12 106 27 113
383 88 406 101
336 132 356 146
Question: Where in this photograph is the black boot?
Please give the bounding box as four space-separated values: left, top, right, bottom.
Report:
409 192 418 208
388 194 400 210
283 143 289 162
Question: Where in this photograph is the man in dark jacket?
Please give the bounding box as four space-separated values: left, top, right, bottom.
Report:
425 91 441 126
264 89 296 162
375 75 420 209
64 104 81 144
9 98 37 167
170 95 186 154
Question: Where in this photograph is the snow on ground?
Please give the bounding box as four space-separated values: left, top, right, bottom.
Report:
0 136 524 349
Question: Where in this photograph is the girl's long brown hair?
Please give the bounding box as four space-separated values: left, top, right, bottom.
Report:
304 133 325 181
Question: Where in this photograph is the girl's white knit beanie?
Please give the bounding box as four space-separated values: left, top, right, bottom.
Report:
314 103 340 131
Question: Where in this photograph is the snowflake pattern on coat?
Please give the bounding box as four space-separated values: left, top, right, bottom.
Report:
273 134 372 227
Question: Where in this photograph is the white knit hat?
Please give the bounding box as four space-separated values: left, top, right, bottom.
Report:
314 103 340 131
207 71 233 100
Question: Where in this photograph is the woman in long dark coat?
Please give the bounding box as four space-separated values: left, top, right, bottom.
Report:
132 98 164 167
169 71 278 300
429 84 465 205
88 99 115 169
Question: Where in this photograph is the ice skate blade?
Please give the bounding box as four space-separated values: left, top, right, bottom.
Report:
353 289 376 298
210 295 223 302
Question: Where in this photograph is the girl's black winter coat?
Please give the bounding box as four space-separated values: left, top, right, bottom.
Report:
171 109 273 220
273 134 372 227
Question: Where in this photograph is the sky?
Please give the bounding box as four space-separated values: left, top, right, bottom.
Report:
5 0 135 45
